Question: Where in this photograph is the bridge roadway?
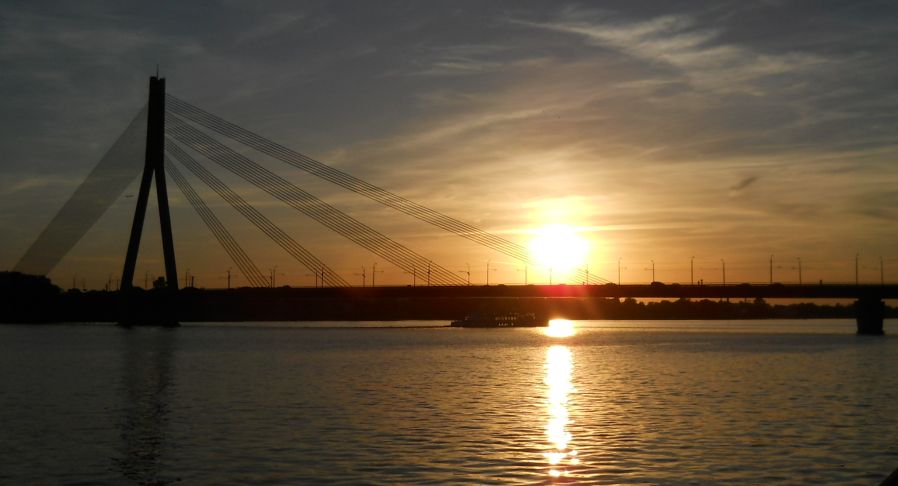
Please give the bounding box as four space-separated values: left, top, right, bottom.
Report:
321 283 894 335
166 283 896 335
315 282 898 300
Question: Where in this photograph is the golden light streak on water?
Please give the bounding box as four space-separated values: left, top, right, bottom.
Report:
544 344 577 479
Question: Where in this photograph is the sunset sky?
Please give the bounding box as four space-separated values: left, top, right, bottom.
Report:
2 1 897 288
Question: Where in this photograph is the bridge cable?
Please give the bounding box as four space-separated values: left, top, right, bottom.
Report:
165 113 464 285
166 140 350 287
166 122 447 284
165 122 464 286
166 158 268 287
165 96 529 258
165 95 609 284
14 106 148 276
165 158 270 287
165 125 466 285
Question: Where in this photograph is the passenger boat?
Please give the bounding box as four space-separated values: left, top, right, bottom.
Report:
450 312 546 328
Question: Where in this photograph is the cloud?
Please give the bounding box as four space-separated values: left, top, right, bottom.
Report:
729 175 758 192
234 13 309 44
517 10 829 95
1 175 79 195
853 190 898 222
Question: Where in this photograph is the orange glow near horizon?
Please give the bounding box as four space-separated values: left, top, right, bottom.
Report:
529 224 590 277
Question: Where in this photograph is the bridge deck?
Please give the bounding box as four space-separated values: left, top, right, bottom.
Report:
226 283 898 300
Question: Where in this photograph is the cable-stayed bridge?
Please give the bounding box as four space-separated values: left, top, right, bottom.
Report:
11 76 896 334
15 76 608 290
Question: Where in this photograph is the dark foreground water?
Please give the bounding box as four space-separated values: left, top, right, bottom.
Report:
1 320 897 485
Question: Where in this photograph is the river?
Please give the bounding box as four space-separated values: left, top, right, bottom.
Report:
1 319 896 484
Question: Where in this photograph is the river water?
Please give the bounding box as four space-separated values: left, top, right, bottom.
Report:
1 320 896 484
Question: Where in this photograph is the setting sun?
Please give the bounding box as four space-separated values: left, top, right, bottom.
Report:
529 224 589 275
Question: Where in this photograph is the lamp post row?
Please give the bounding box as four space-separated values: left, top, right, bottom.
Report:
127 254 886 290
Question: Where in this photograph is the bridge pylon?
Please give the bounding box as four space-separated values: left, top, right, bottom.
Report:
120 76 178 292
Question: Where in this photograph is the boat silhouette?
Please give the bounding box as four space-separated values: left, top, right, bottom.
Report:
450 312 546 328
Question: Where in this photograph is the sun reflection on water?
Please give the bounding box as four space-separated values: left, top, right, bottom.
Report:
545 344 578 479
545 319 576 338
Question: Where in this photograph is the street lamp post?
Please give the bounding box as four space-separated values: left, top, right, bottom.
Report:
651 259 655 283
308 268 318 287
855 253 860 285
459 263 471 285
691 256 695 285
797 257 802 285
721 259 726 286
372 262 383 287
769 254 774 284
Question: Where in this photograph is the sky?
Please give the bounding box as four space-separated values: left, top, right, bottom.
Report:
1 0 897 289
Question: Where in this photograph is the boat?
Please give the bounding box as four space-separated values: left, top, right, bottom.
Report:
450 312 546 328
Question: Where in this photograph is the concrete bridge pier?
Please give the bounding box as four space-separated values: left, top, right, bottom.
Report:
855 296 885 335
117 290 180 327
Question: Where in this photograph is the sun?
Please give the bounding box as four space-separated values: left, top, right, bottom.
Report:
529 224 589 275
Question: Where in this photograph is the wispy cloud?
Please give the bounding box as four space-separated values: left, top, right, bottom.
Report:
0 175 78 195
516 9 829 95
234 13 308 45
729 175 758 192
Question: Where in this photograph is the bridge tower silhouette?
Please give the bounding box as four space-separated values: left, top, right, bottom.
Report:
121 76 178 291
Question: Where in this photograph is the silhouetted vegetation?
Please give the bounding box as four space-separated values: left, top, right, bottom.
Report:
1 272 61 322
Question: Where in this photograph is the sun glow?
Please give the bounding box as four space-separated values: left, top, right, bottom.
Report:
529 224 589 276
545 319 576 338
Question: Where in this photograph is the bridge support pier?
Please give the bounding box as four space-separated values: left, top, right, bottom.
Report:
855 297 884 335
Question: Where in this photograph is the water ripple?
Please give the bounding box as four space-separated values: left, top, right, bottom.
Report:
0 321 896 484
